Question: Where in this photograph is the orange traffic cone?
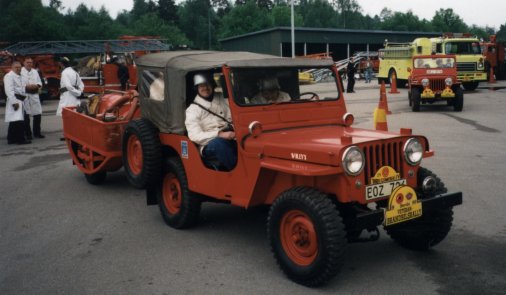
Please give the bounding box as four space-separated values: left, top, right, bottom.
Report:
373 92 389 131
489 67 496 83
380 81 392 114
389 73 400 94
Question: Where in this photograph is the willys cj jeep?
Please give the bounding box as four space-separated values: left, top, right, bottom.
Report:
408 55 464 112
62 51 462 287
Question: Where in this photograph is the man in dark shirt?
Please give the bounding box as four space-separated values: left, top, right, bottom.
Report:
346 57 356 93
116 60 129 91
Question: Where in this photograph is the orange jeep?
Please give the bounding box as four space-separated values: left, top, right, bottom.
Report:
63 51 462 287
409 55 463 112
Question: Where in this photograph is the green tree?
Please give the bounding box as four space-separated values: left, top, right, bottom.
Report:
431 8 468 33
332 0 361 29
132 13 190 46
496 23 506 42
297 0 337 28
158 0 179 24
381 10 432 32
178 0 219 49
219 0 273 38
271 4 303 27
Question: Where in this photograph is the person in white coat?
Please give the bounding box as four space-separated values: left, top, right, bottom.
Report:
185 73 237 170
56 57 84 116
56 57 84 140
21 57 44 139
4 61 31 144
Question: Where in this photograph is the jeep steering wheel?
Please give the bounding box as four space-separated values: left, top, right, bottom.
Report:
299 92 319 100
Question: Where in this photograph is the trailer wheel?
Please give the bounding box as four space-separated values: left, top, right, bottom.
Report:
122 119 162 189
385 167 454 251
84 171 107 185
411 88 421 112
157 157 201 229
453 87 464 112
267 187 346 287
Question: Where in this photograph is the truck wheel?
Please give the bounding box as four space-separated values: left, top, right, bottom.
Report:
411 88 421 112
385 167 453 251
122 119 162 189
157 157 201 229
267 187 346 287
462 82 479 91
453 87 464 112
84 171 107 185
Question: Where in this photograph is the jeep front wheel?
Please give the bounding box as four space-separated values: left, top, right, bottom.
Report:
267 187 346 287
157 157 201 229
411 88 421 112
385 167 454 251
453 87 464 112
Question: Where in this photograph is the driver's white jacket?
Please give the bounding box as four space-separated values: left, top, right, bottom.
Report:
185 93 232 153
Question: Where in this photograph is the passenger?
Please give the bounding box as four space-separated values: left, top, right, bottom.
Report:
436 59 443 68
185 73 237 171
251 77 290 104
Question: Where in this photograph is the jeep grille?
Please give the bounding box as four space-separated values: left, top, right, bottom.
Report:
456 62 476 72
362 141 404 184
430 79 446 91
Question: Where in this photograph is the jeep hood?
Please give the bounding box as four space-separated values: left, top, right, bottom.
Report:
244 125 404 166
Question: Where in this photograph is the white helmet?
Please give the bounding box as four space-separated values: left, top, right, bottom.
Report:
194 73 210 86
259 77 280 91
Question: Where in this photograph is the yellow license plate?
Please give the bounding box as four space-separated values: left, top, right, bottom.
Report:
384 186 422 226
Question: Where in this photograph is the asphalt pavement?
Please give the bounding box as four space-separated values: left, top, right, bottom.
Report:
1 80 506 294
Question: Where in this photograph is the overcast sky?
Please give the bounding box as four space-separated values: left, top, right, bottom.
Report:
42 0 505 30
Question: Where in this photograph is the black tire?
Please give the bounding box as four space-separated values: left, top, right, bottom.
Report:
84 171 107 185
267 187 346 287
156 157 201 229
408 90 412 106
462 81 479 91
453 87 464 112
385 167 454 251
122 119 162 189
411 87 421 112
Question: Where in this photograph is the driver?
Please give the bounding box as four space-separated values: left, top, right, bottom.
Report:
251 77 290 104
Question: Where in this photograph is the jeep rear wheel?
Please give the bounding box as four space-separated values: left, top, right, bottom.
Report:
267 187 346 287
157 157 201 229
411 88 421 112
453 87 464 112
122 119 162 189
385 167 454 251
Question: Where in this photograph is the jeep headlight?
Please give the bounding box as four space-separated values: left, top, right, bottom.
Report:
445 77 453 86
404 138 423 166
421 78 429 87
342 146 365 176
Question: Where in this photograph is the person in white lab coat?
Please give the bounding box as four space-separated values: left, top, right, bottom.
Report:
21 57 44 139
56 57 84 116
56 57 84 140
4 61 31 144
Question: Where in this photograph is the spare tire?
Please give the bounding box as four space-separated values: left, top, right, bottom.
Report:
122 119 162 189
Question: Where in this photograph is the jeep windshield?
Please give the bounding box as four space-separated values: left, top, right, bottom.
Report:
229 66 340 106
414 57 455 69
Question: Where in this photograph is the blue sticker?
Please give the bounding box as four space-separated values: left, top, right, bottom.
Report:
181 141 188 159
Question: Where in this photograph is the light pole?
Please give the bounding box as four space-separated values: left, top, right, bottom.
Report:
291 0 295 58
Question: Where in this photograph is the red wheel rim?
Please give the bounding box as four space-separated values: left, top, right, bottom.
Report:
127 134 143 175
162 173 182 214
280 209 318 266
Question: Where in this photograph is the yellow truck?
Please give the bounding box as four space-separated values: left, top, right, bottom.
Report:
378 34 487 90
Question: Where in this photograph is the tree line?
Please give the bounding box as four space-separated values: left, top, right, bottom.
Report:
1 0 505 50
